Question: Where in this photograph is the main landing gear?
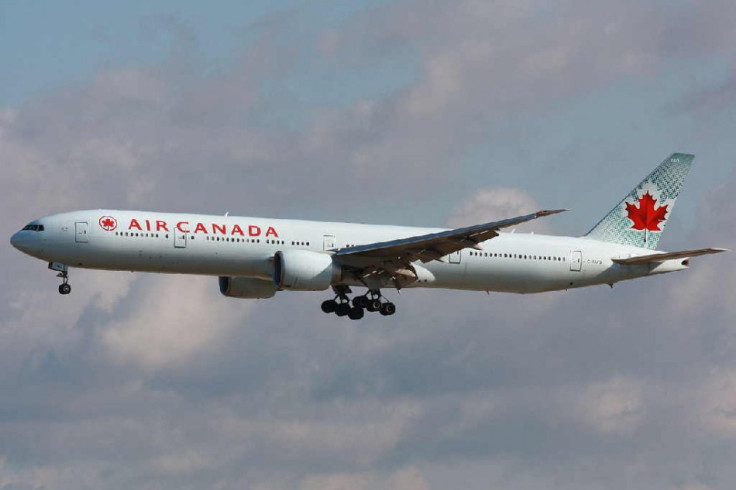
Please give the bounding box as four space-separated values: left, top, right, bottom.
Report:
49 262 71 295
321 286 396 320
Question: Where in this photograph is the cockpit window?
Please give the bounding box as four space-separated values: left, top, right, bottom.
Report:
22 224 44 232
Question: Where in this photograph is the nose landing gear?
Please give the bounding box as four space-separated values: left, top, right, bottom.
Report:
321 287 396 320
49 262 71 295
58 274 71 295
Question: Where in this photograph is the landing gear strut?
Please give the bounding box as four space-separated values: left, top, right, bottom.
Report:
321 287 396 320
49 262 71 295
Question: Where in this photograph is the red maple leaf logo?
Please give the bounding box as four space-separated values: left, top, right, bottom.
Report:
625 191 668 232
99 216 117 231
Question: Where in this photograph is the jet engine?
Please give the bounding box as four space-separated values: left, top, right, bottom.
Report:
219 276 277 299
272 250 340 291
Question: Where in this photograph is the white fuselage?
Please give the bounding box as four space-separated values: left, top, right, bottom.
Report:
10 209 688 294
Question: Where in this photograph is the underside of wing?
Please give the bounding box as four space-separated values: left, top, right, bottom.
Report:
612 248 728 265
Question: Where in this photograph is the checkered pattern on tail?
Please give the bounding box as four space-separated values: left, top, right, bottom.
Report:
585 153 693 250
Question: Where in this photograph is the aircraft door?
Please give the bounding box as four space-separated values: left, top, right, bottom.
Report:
570 250 582 272
174 229 187 248
75 222 89 243
448 251 461 264
323 235 336 251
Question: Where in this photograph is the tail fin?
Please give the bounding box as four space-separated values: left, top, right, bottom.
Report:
585 153 693 250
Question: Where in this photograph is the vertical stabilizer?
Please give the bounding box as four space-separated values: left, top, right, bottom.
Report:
585 153 693 250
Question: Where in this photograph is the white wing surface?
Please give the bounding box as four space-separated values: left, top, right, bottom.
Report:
333 209 566 269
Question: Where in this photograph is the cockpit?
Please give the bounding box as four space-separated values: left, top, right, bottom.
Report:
21 223 45 232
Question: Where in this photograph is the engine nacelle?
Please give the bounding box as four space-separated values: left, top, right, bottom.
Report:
219 276 277 299
272 250 340 291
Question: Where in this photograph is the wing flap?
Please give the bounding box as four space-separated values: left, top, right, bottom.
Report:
612 248 727 265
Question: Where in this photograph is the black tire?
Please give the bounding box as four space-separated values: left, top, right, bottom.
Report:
367 299 381 312
335 302 351 317
321 299 338 313
380 302 396 316
347 307 364 320
58 283 71 295
353 296 368 309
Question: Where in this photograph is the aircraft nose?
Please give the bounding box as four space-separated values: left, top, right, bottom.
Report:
10 231 21 249
10 231 30 253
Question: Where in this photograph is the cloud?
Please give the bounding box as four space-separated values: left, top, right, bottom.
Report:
100 275 248 370
387 466 431 490
150 449 214 475
215 398 416 462
300 473 369 490
575 376 645 435
700 368 736 435
446 187 551 233
297 467 430 490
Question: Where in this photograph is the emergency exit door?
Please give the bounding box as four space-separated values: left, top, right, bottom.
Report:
75 222 89 243
323 235 336 251
174 229 187 248
569 250 582 272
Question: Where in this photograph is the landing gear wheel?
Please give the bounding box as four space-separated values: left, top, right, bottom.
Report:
321 299 338 313
379 302 396 316
322 286 394 320
366 298 381 312
347 307 365 320
56 268 71 295
335 303 351 317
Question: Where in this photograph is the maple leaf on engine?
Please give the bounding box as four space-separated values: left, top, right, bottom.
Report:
625 191 668 231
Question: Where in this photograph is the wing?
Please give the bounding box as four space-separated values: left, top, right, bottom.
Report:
334 209 566 269
612 247 727 265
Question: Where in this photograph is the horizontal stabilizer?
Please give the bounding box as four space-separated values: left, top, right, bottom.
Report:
612 248 728 265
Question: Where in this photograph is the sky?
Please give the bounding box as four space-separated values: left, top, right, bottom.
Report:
1 0 736 488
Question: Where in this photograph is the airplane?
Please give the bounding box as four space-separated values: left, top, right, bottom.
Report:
10 153 727 320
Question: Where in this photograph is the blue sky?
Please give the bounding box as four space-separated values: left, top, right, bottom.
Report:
2 1 736 489
1 0 290 103
1 0 410 108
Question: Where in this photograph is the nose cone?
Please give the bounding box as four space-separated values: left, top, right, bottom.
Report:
10 231 21 250
10 231 32 255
